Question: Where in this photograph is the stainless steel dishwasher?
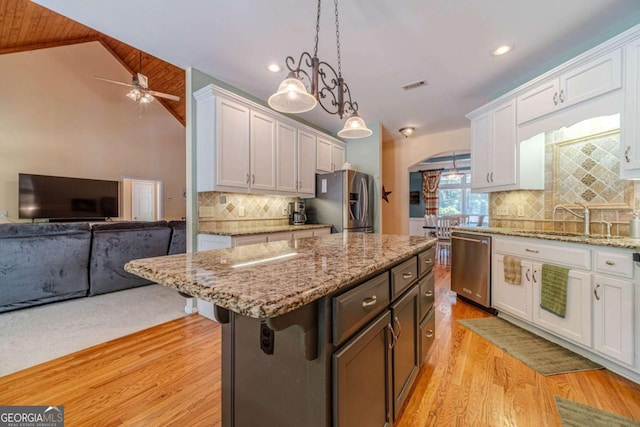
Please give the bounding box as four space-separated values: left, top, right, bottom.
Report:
451 232 492 309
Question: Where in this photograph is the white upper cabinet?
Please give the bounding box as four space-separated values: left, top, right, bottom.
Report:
297 130 317 196
316 136 346 173
517 49 622 124
276 121 298 193
622 38 640 177
470 100 517 190
250 110 277 191
194 84 334 195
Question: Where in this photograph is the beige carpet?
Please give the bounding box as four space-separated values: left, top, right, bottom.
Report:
554 396 640 426
0 285 186 377
457 317 602 376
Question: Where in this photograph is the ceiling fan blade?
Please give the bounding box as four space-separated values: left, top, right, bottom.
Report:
147 89 180 101
94 76 135 88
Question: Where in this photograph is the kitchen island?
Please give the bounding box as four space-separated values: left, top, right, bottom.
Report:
125 233 437 427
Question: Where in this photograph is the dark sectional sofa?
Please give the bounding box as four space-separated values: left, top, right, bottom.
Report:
0 220 186 313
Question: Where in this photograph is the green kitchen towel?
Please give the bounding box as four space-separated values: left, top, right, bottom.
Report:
540 264 570 318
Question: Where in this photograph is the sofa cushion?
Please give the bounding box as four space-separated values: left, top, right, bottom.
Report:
89 221 171 296
167 220 186 255
0 223 91 312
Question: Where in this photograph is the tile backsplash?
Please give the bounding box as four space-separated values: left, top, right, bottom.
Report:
489 115 639 236
198 191 298 221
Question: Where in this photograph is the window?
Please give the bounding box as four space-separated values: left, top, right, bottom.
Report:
438 173 488 218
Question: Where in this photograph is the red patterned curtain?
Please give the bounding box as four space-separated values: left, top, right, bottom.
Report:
422 170 441 215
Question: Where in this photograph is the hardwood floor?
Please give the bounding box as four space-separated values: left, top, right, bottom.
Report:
1 264 639 426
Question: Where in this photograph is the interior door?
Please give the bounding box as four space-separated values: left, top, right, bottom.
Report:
132 181 156 221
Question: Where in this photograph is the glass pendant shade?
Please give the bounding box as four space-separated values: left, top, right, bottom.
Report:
268 73 317 113
337 113 373 139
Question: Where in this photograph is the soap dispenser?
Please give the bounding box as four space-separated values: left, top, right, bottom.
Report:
631 211 640 238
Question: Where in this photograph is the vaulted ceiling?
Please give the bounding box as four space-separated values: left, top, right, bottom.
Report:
0 0 185 125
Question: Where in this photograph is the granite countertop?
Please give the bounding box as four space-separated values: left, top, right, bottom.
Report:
454 226 640 250
198 222 332 236
125 233 436 319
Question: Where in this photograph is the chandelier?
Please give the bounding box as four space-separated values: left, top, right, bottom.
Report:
268 0 372 139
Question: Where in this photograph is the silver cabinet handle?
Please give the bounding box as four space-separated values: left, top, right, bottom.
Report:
425 258 433 265
361 295 378 308
393 316 402 339
605 260 615 266
625 146 631 163
594 283 601 301
402 272 413 280
553 92 559 105
486 173 490 183
532 269 538 283
525 248 539 253
525 268 530 282
246 173 250 184
252 174 255 185
559 89 565 103
425 329 434 338
387 323 397 349
490 172 494 183
424 291 433 297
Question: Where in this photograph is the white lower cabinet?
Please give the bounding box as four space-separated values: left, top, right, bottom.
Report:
531 264 592 347
593 274 635 365
492 235 639 381
492 254 533 322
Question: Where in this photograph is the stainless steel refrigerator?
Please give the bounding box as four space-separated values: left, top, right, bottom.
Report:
305 170 374 233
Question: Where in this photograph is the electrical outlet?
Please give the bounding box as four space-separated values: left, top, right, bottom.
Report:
283 207 288 216
219 194 227 204
0 210 7 218
496 206 509 216
199 206 214 217
238 206 245 217
517 205 525 217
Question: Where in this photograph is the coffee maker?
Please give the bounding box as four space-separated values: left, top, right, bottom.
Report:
288 201 307 225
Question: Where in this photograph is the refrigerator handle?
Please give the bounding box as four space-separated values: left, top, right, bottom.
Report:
361 177 368 222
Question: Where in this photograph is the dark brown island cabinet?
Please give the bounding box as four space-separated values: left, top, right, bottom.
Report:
218 245 436 426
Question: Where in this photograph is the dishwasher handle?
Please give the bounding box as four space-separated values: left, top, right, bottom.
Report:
452 235 489 244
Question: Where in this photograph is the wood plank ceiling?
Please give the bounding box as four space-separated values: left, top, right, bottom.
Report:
0 0 186 125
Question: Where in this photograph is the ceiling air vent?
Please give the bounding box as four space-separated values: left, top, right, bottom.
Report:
402 80 427 91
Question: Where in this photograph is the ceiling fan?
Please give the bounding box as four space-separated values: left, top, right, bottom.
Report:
94 51 180 103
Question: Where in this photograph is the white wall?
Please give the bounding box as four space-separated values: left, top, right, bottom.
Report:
0 41 186 221
382 128 470 235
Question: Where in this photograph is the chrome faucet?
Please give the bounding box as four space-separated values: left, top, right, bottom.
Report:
553 202 590 236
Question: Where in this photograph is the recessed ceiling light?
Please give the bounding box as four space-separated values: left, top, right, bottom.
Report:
266 63 283 73
491 44 514 56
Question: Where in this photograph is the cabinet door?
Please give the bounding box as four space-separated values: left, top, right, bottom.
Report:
532 263 592 347
490 100 517 187
622 39 640 175
391 284 419 419
593 275 634 365
195 90 216 192
250 111 276 191
492 255 533 321
333 311 391 427
470 113 491 189
561 48 622 109
276 121 297 193
217 98 250 189
332 143 346 172
298 130 317 195
516 78 559 124
317 137 333 172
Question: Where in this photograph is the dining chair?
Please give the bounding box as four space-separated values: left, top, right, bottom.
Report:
435 217 453 264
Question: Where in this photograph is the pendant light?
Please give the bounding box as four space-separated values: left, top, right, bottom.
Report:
444 152 464 178
268 0 372 139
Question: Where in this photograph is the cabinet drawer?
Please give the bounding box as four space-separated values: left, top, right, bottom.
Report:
418 246 436 277
419 270 435 321
494 237 590 270
391 257 418 299
593 249 634 279
419 308 436 365
333 272 390 346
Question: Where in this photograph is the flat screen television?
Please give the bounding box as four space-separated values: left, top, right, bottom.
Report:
19 173 119 220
